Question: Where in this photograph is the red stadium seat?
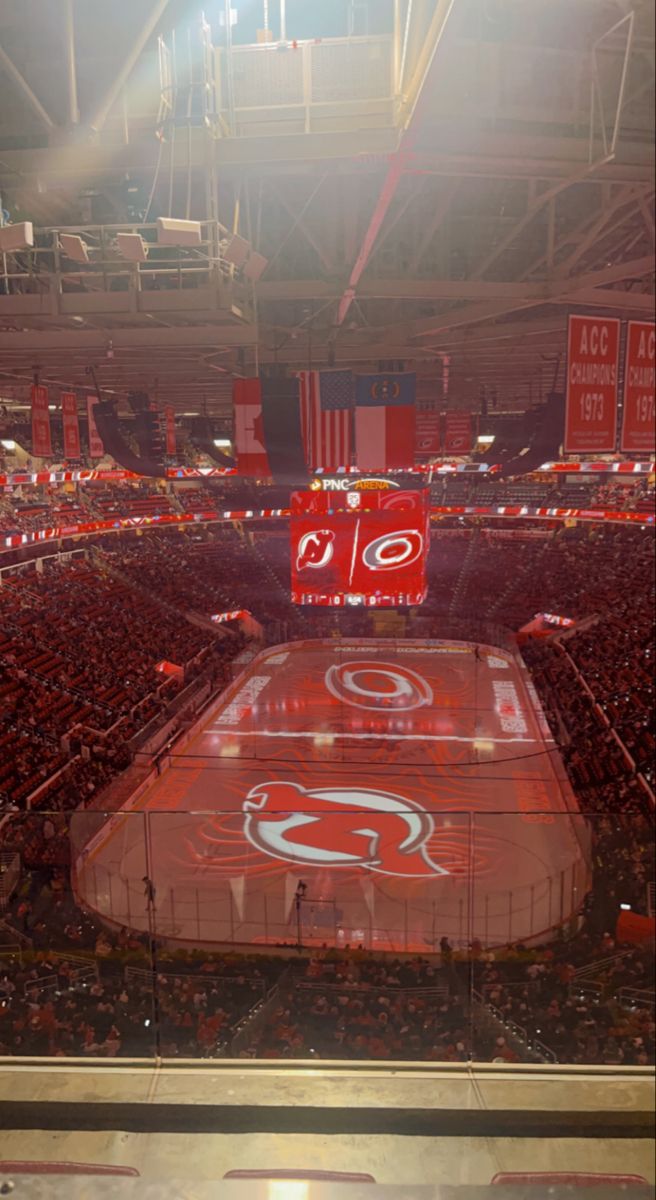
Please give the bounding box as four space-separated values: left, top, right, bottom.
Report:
223 1169 376 1182
491 1173 648 1186
0 1162 140 1176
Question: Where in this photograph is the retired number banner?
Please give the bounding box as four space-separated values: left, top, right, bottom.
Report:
61 392 81 459
87 395 105 458
415 411 441 457
164 405 177 456
444 411 472 455
565 315 620 453
31 384 52 457
621 321 655 454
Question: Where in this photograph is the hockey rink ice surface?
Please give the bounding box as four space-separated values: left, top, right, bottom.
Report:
75 639 590 949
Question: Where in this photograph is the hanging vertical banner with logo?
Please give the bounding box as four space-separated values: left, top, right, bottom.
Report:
61 392 81 459
31 384 52 457
621 321 655 454
415 411 441 457
164 405 177 456
565 315 620 453
87 395 105 458
444 411 472 454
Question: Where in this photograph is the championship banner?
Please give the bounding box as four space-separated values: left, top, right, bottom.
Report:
620 321 655 454
61 392 81 459
565 315 620 453
444 411 472 455
164 405 177 456
415 411 441 457
87 395 105 458
31 385 52 458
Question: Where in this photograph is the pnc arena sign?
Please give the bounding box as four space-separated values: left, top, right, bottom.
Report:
310 476 400 492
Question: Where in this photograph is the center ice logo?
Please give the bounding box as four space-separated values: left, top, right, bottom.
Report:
243 781 447 877
324 660 433 711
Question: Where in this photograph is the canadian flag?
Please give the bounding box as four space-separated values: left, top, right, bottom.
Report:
233 379 270 477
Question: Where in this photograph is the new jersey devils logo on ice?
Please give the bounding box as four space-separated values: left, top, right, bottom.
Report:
243 781 447 877
296 529 335 571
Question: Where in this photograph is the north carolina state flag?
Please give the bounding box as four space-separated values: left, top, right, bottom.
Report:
233 379 270 477
354 373 416 470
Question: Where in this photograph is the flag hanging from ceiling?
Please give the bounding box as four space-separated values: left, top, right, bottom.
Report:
298 369 353 470
354 372 416 470
233 379 270 477
259 375 307 485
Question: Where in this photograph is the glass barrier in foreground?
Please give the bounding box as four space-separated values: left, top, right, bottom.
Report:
0 809 652 1066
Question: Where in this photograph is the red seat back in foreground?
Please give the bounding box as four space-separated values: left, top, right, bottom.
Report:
0 1162 140 1176
491 1173 648 1187
224 1169 376 1182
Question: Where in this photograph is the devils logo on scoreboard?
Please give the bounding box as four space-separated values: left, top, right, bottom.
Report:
296 529 335 571
243 781 447 877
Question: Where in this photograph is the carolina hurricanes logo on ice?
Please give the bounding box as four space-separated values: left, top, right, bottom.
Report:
243 781 447 877
296 529 335 570
324 660 433 711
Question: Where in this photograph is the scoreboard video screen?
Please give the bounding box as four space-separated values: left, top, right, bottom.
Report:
290 484 429 607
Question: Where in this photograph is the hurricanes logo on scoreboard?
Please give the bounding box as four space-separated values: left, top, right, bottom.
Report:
243 781 447 877
362 529 424 571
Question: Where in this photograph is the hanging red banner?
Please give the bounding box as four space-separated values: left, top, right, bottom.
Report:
31 385 52 458
164 405 176 456
87 395 105 458
415 412 441 457
61 392 81 459
444 411 472 455
620 320 655 454
564 315 620 453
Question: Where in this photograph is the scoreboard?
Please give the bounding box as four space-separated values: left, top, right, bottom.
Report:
290 486 429 607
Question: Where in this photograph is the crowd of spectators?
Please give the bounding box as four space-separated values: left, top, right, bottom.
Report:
0 486 652 1067
470 938 654 1066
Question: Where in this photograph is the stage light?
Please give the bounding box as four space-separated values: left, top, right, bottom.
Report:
0 221 33 252
243 250 268 282
59 233 90 263
0 439 16 450
620 903 632 911
156 217 202 246
223 233 251 267
117 232 148 262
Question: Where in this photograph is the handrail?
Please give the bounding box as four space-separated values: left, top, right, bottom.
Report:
573 949 636 980
616 986 655 1011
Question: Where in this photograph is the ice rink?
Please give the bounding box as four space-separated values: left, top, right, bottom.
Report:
75 639 590 949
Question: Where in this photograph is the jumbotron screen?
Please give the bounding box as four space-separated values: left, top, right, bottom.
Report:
290 485 429 607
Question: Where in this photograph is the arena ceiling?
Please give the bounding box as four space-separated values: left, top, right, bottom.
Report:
0 0 654 419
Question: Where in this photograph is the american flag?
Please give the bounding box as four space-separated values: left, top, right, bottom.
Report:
298 370 354 471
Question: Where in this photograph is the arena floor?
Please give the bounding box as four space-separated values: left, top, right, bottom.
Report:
75 639 589 949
